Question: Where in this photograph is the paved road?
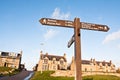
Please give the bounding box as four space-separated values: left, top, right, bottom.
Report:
0 70 34 80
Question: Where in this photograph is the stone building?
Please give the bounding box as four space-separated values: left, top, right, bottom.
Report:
37 51 67 71
70 57 116 72
0 51 22 69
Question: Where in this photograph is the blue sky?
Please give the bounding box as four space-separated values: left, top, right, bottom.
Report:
0 0 120 70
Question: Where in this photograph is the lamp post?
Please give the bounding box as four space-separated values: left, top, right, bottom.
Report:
40 43 44 74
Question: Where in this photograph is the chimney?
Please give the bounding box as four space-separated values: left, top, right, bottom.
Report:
110 60 112 64
93 59 95 62
40 51 43 59
90 58 93 62
64 53 66 58
20 50 23 56
40 51 43 54
46 52 48 56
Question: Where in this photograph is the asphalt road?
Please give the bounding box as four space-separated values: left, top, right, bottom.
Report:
0 70 34 80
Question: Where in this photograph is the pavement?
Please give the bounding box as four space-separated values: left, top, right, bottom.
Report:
0 70 34 80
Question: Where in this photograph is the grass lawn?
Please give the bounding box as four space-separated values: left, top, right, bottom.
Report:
31 71 73 80
31 71 120 80
0 67 20 76
84 75 120 80
0 67 13 72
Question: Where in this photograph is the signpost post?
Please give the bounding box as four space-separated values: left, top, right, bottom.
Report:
39 17 109 80
74 18 82 80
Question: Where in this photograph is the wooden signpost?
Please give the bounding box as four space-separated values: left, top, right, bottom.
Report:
39 17 109 80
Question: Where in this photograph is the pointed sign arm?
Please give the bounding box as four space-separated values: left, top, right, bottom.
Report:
80 22 110 32
67 34 75 48
40 18 74 28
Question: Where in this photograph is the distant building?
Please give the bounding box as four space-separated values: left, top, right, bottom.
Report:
37 51 67 71
0 51 22 69
70 57 116 72
20 63 25 70
36 51 116 73
33 64 38 71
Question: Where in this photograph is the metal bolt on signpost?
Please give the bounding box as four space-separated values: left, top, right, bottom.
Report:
39 17 109 80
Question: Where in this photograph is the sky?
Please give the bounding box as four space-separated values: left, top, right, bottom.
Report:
0 0 120 70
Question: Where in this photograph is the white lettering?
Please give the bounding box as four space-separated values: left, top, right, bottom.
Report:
46 22 61 26
81 22 108 31
55 23 61 25
47 19 57 22
65 24 73 27
65 21 73 24
65 21 73 27
47 22 56 25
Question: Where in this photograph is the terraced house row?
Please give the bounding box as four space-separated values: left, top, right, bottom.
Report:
36 51 116 73
70 57 116 72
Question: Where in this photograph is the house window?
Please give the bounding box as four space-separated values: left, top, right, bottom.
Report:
42 65 48 70
85 68 87 72
44 65 48 70
42 65 44 70
100 66 103 69
60 60 64 65
90 68 92 72
59 60 64 70
12 58 15 62
11 64 14 68
53 60 55 64
44 59 48 64
53 66 56 70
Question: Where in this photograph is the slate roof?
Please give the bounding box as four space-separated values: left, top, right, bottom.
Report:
41 53 67 62
81 60 112 66
96 61 111 66
82 60 91 64
0 51 21 59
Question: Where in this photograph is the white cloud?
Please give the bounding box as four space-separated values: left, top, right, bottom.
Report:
51 8 70 19
102 30 120 44
44 29 58 40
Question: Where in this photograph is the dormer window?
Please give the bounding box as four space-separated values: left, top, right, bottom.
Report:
44 59 48 64
60 59 64 65
53 58 56 64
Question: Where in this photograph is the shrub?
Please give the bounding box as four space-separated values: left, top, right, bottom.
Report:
116 68 120 73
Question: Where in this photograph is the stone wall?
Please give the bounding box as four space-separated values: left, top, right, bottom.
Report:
51 70 120 77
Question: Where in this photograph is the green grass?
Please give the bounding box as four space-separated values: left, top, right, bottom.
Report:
83 75 120 80
31 71 73 80
31 71 120 80
0 67 13 72
8 69 20 76
0 67 20 76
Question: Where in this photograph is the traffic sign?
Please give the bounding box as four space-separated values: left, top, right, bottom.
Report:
40 18 74 28
81 22 109 32
68 34 75 48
